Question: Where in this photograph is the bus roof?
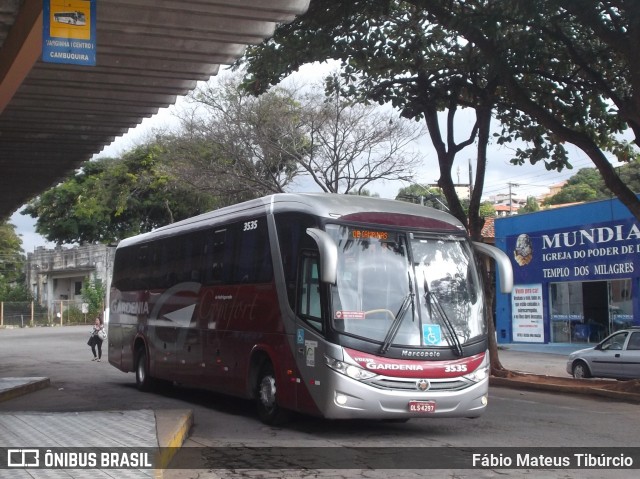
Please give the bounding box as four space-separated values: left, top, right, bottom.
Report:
116 193 465 249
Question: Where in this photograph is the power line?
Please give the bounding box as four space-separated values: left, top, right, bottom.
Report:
481 158 595 197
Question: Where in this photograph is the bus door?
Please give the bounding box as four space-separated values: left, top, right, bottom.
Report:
147 289 179 381
175 314 204 386
147 282 201 383
293 252 329 413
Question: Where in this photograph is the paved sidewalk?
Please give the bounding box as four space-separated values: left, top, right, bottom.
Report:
0 380 192 478
497 342 582 377
493 342 640 404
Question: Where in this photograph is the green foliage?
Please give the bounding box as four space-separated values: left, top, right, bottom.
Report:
396 184 447 209
169 75 309 199
237 1 511 237
544 161 640 206
543 184 600 206
460 199 496 218
617 160 640 194
412 0 640 217
239 0 640 223
81 277 106 320
519 196 541 214
0 221 28 301
0 282 32 302
479 201 497 218
565 168 606 193
22 143 218 244
63 306 85 325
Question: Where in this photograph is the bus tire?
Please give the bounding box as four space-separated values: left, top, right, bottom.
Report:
256 362 289 425
135 348 153 392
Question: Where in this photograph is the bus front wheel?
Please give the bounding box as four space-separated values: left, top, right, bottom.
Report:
135 348 152 392
256 363 288 425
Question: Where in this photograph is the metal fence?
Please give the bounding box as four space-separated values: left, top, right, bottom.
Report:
0 301 95 327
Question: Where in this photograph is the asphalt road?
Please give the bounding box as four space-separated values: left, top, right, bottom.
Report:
1 325 638 479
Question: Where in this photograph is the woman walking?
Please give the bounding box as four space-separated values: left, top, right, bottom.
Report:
88 317 105 362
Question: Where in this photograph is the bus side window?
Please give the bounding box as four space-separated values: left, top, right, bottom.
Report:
135 245 150 290
206 229 228 285
232 218 273 283
113 247 134 291
274 212 318 311
299 253 322 332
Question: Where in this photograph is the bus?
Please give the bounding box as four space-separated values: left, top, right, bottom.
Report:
108 193 513 424
53 11 86 26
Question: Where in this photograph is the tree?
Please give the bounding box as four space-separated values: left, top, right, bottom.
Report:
479 201 497 218
238 0 505 370
617 160 640 194
172 73 423 196
300 82 424 194
0 221 29 301
82 276 106 320
405 0 640 221
396 184 447 209
237 0 640 372
564 168 607 195
22 144 217 244
519 196 541 214
543 183 600 206
543 161 640 205
241 0 640 220
167 74 308 201
239 2 496 239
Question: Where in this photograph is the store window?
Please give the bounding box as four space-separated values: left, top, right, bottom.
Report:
550 279 634 343
609 279 633 332
550 282 583 343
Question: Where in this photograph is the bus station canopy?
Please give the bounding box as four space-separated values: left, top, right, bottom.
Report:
0 0 309 220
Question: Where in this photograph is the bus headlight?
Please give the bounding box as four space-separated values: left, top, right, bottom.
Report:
463 365 489 382
325 356 377 380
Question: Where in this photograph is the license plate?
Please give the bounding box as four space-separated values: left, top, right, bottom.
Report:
409 400 436 413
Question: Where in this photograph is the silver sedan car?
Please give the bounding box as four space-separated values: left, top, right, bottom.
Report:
566 327 640 380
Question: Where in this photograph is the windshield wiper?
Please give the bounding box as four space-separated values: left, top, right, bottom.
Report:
379 272 414 355
423 273 463 357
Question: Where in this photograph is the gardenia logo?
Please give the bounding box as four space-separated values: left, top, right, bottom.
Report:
111 301 149 315
364 362 424 371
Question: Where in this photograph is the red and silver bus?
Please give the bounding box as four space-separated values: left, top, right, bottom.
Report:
108 193 512 423
53 11 86 26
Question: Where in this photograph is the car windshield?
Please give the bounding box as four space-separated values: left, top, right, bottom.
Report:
327 224 484 349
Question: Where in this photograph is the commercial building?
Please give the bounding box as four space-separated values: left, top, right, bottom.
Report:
494 197 639 344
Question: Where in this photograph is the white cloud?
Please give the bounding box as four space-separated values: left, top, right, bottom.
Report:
12 61 611 250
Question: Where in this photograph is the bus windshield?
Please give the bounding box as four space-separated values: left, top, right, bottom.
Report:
327 224 484 350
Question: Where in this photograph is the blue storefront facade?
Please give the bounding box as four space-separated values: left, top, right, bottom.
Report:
494 197 640 344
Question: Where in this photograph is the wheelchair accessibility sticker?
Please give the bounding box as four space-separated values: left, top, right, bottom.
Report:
423 325 441 345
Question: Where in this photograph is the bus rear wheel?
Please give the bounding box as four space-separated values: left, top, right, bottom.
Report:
135 348 152 392
256 363 288 425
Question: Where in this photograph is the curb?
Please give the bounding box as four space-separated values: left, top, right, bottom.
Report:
0 377 50 402
154 409 194 478
490 376 640 404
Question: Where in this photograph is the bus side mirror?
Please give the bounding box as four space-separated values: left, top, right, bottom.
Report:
306 228 338 285
472 241 514 294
